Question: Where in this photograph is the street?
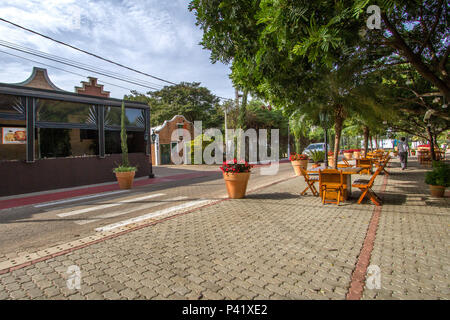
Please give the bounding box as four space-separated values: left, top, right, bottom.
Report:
0 163 294 261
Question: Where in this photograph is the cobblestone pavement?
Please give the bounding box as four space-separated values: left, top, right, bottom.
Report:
0 158 448 300
362 160 450 300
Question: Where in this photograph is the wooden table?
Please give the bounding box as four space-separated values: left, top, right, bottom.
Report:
307 166 364 200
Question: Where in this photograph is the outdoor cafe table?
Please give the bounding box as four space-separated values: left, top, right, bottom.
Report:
307 166 364 200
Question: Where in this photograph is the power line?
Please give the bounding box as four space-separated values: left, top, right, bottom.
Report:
0 40 162 91
0 48 141 93
0 19 234 101
0 17 178 85
0 40 165 89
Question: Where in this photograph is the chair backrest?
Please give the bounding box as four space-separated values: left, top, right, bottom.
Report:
343 159 351 166
319 169 343 186
368 165 383 187
357 159 371 166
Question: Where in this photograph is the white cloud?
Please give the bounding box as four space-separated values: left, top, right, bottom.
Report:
0 0 234 99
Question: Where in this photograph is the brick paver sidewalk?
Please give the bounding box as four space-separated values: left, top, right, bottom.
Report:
0 158 448 300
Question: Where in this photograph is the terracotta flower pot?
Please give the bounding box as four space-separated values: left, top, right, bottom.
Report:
291 160 308 175
223 172 250 199
353 151 361 159
115 171 136 189
311 163 320 168
328 158 335 168
429 185 445 197
344 152 353 160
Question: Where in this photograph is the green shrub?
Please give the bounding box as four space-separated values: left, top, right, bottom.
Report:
425 162 450 187
113 165 137 173
310 150 325 163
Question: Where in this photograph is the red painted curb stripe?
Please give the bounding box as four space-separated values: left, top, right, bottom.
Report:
0 171 219 210
346 173 389 300
0 161 290 210
0 174 297 274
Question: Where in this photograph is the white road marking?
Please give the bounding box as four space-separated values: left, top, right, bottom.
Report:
34 190 129 208
95 199 212 232
56 193 165 218
74 196 188 225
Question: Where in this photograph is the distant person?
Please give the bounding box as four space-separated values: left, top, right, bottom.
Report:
398 137 409 170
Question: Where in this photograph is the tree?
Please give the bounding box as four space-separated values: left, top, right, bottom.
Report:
125 82 223 129
279 0 450 100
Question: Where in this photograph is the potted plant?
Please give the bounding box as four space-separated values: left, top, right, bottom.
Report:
113 101 137 189
343 149 353 160
425 162 449 197
327 151 335 167
310 150 325 168
353 149 361 159
411 149 416 156
289 153 309 175
220 159 253 199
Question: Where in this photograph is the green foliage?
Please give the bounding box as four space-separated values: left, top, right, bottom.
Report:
120 101 129 168
309 150 325 163
125 82 223 129
425 162 450 187
113 165 137 173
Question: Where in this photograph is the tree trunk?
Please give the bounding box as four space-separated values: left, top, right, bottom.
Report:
363 126 369 156
369 135 373 151
333 105 345 169
375 135 379 149
426 125 437 161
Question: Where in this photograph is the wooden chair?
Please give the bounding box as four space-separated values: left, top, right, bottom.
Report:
319 169 344 205
337 158 353 168
374 156 390 175
299 167 319 196
356 158 372 174
352 166 383 206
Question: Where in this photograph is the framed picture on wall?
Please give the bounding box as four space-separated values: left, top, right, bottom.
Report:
1 127 26 144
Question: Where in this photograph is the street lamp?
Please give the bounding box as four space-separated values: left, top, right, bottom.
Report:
319 110 330 167
148 130 157 178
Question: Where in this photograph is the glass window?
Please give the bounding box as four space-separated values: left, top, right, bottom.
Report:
105 130 145 154
105 106 145 128
36 99 96 124
104 106 121 126
0 94 25 115
38 128 99 158
125 108 145 128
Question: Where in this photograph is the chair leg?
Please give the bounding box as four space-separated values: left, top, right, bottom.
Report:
310 183 317 196
368 189 381 206
336 190 340 206
357 188 368 204
301 186 308 195
322 188 326 204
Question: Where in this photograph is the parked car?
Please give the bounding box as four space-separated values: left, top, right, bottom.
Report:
303 143 330 159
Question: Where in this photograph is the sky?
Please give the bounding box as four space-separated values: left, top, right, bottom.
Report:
0 0 235 100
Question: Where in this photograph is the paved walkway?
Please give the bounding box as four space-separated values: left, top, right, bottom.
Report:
0 158 448 300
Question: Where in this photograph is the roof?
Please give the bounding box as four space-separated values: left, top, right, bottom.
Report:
0 82 148 109
151 115 192 133
14 67 64 91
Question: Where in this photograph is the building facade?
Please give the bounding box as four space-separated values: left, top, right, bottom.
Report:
151 115 194 165
0 67 151 196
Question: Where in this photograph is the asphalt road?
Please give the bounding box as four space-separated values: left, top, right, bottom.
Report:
0 162 294 259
